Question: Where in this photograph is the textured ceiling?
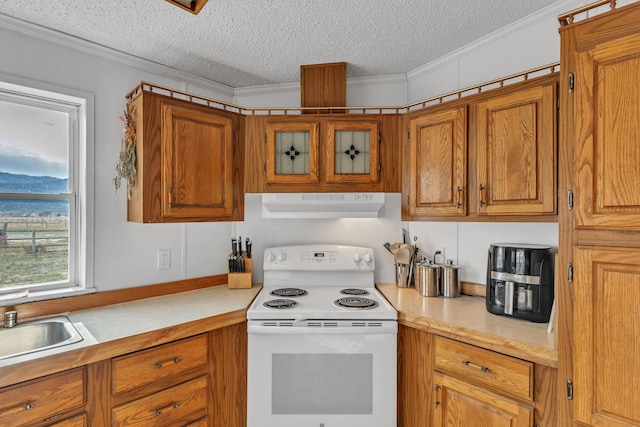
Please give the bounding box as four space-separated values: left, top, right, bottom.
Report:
0 0 561 88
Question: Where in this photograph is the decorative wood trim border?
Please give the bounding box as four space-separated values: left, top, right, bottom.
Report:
558 0 617 26
126 63 560 116
1 274 228 320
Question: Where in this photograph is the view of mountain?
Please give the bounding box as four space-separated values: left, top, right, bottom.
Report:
0 172 69 216
0 172 68 193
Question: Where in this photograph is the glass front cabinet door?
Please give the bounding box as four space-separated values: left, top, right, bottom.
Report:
266 121 319 184
326 121 379 184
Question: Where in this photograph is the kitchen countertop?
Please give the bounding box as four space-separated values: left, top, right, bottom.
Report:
0 284 261 388
2 282 557 390
377 283 557 367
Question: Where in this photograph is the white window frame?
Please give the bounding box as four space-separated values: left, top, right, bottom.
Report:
0 75 94 303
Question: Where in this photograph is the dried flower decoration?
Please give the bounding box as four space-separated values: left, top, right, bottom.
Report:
113 109 137 199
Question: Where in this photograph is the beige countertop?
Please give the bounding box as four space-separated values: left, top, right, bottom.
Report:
377 283 557 367
0 285 261 388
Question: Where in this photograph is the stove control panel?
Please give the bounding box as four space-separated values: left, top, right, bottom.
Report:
264 245 375 271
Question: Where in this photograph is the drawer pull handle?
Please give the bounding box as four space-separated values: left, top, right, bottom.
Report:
153 357 183 369
434 402 440 409
461 360 490 373
152 402 181 417
0 401 37 417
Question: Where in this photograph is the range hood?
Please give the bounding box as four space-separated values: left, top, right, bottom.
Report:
262 193 385 219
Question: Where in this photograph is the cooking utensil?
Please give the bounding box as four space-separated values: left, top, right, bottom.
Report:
383 242 392 254
231 238 238 256
395 247 411 265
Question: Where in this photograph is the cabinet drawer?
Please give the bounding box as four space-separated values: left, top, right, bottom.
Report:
184 416 208 427
49 413 87 427
112 375 208 427
434 336 533 400
0 368 85 427
112 334 208 395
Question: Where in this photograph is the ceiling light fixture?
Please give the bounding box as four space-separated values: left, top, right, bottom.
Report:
165 0 209 15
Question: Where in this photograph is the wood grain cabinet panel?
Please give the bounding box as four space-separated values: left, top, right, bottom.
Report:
0 367 85 427
432 372 533 427
127 90 242 223
112 334 208 395
48 413 87 427
434 336 533 401
408 106 467 217
571 30 640 230
112 375 208 427
574 246 640 426
476 82 556 215
559 4 640 426
161 101 234 220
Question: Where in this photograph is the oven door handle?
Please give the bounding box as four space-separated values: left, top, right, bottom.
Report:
247 322 397 335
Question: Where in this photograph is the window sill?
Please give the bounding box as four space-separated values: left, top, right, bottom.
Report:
0 286 96 306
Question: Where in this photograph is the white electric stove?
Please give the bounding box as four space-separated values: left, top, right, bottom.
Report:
247 244 397 427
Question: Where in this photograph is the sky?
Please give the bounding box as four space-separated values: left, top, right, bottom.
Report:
0 99 68 178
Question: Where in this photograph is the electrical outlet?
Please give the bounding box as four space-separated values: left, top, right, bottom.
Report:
157 249 171 270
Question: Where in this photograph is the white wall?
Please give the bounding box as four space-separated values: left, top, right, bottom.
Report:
0 16 236 292
0 0 595 293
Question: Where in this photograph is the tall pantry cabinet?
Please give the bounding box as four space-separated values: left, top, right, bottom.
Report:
559 2 640 426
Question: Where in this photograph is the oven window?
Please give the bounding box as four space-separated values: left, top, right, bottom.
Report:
272 353 373 415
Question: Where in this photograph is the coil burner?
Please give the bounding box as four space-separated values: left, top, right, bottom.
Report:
334 297 378 310
269 288 308 298
340 288 370 296
263 299 298 309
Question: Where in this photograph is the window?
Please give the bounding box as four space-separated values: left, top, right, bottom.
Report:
0 79 93 302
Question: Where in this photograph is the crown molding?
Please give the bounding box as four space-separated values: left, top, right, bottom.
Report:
406 0 586 81
0 12 234 98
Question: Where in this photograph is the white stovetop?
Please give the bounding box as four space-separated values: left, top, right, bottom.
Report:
247 285 397 321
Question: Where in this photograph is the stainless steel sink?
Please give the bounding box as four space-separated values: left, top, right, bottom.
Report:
0 316 84 360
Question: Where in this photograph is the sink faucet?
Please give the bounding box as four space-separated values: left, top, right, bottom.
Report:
3 311 17 328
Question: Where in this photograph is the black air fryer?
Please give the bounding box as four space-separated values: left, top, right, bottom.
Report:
486 243 555 323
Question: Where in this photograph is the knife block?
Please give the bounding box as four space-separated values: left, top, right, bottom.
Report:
228 252 252 289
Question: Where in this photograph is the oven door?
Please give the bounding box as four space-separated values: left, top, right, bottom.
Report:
247 321 397 427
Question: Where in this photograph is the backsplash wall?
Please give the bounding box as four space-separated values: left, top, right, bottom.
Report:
236 194 558 286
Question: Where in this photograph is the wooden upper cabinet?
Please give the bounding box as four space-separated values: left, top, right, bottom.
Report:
300 62 347 112
408 106 467 217
259 115 393 192
476 82 556 216
568 11 640 230
265 119 319 184
325 120 379 183
161 101 234 220
127 90 242 223
573 246 640 427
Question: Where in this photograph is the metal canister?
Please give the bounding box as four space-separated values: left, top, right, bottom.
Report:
414 260 440 297
442 259 461 298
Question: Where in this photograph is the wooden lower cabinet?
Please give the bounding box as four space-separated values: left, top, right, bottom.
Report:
48 413 88 427
433 372 532 427
112 376 208 427
0 367 86 427
398 326 556 427
83 325 248 427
